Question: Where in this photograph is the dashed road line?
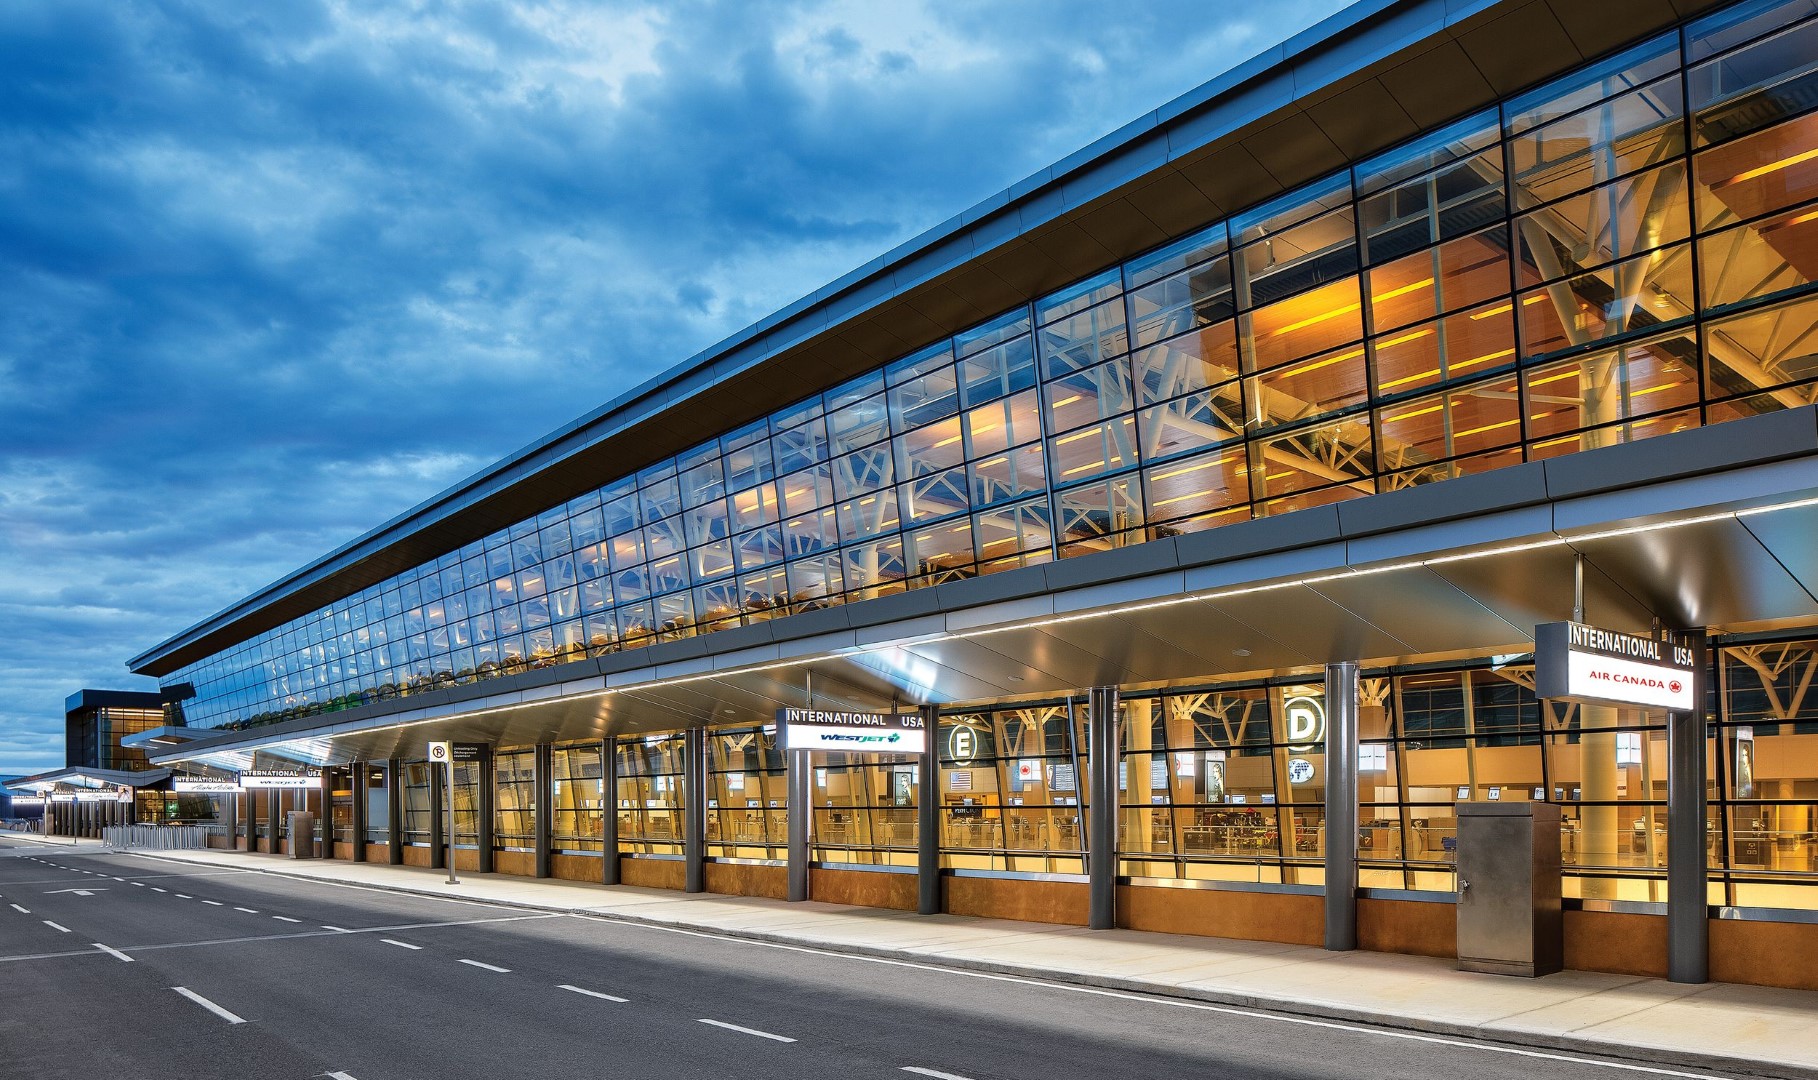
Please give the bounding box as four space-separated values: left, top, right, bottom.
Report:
558 984 627 1002
201 900 223 906
8 904 29 914
903 1069 976 1080
233 907 259 914
272 916 301 923
172 986 247 1025
381 939 421 950
322 925 350 933
696 1018 795 1043
92 942 133 963
458 959 509 973
42 921 70 933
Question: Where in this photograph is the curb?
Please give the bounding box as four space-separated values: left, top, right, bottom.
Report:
122 850 1805 1080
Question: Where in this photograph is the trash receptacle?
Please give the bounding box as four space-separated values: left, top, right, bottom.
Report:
286 812 317 859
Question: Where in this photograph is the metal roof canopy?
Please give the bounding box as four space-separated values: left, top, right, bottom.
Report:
127 0 1726 679
153 409 1818 773
8 767 173 792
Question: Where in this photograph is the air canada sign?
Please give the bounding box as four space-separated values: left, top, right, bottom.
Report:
1535 622 1701 712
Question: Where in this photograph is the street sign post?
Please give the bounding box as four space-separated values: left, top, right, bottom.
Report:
427 742 459 885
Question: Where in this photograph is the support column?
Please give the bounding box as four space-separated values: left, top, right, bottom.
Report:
386 758 405 866
534 744 553 879
1668 633 1710 984
917 703 942 916
477 750 495 874
429 758 446 871
1087 685 1121 931
683 727 707 894
787 741 810 902
268 787 283 855
1325 661 1360 952
601 738 620 886
351 764 368 862
242 791 255 852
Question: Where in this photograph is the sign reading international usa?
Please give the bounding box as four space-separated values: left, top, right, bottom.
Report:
1534 622 1700 712
776 708 927 754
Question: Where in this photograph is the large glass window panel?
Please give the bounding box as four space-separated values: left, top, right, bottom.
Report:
836 488 900 543
617 736 684 856
899 464 969 524
1359 121 1506 264
1241 278 1365 372
1236 206 1359 310
1242 345 1369 433
1516 163 1692 284
774 416 829 473
736 565 791 619
1052 475 1140 559
1247 414 1376 508
1370 229 1513 332
551 744 604 853
968 442 1045 507
1372 303 1519 398
964 389 1042 458
785 551 844 609
1698 205 1818 313
1132 321 1241 404
780 466 834 517
782 506 838 557
830 446 893 502
1375 378 1524 485
1126 222 1228 289
1693 111 1818 232
1037 298 1130 378
940 706 1085 874
1044 358 1135 435
811 751 921 866
1036 269 1121 325
889 364 961 431
1690 13 1818 146
1517 243 1696 358
1509 77 1686 209
1702 291 1818 405
827 392 891 455
1504 34 1680 136
1522 328 1702 454
494 749 536 851
1135 382 1245 464
958 334 1036 406
729 482 781 532
1232 172 1351 246
909 519 977 585
710 727 787 859
841 536 907 599
1047 415 1137 484
722 420 773 489
1128 252 1235 347
1142 445 1249 533
733 524 784 572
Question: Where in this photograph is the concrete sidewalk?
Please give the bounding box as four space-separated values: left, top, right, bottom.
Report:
11 832 1815 1079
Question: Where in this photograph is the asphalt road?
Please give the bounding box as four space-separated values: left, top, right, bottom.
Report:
0 835 1755 1080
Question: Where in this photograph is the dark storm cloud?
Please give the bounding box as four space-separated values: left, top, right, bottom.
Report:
0 0 1346 773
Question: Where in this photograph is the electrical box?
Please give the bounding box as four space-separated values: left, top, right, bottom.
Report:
1456 801 1562 977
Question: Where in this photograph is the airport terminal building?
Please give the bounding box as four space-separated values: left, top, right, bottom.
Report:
128 0 1818 990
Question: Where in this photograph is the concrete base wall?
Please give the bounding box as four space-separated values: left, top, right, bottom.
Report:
1711 918 1818 990
552 854 598 882
1122 885 1324 947
401 845 431 868
947 876 1087 925
810 867 916 910
621 857 685 890
493 850 535 877
709 862 789 900
1359 898 1455 958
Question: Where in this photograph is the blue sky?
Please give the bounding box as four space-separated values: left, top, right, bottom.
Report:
0 0 1349 775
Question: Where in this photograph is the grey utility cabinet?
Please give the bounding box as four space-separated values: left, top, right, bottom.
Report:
286 811 318 860
1455 801 1563 977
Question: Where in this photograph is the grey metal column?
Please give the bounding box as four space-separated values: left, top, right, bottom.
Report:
386 759 404 866
351 763 368 862
428 759 446 870
917 704 942 915
1668 633 1710 984
1087 685 1120 931
1324 660 1360 952
786 742 810 902
477 750 495 874
241 790 255 852
268 787 283 855
534 743 553 879
601 738 620 886
683 727 708 894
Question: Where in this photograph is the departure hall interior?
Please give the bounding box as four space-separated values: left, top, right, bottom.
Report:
130 0 1818 993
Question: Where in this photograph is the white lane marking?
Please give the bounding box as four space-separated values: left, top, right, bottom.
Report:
558 983 627 1002
92 942 133 963
201 900 223 906
696 1018 795 1043
175 894 192 899
322 925 350 933
381 939 421 950
587 917 1732 1080
458 959 509 973
131 882 145 887
320 1073 359 1080
112 877 124 881
151 888 167 893
8 904 29 914
272 916 301 923
903 1069 976 1080
42 921 70 933
232 907 259 914
172 986 247 1025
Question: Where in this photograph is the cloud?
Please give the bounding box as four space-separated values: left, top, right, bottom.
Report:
0 0 1348 773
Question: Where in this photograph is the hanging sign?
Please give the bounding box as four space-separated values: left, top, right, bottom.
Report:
174 777 242 793
1535 622 1699 711
240 770 322 789
776 708 927 753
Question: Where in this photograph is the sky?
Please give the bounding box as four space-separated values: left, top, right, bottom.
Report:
0 0 1352 776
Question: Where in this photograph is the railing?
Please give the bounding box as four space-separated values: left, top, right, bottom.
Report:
103 824 209 851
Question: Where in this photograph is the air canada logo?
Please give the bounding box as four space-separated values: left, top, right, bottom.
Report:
1669 679 1684 695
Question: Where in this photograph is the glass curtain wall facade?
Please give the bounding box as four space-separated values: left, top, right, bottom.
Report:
938 705 1088 874
708 727 786 860
158 0 1818 736
551 743 604 854
494 749 536 853
617 736 684 855
809 751 920 866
